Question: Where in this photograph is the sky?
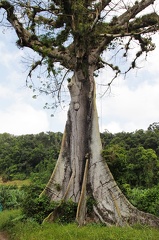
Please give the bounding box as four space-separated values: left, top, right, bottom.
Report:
1 28 159 135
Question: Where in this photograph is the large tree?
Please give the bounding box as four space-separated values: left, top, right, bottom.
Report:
1 0 159 226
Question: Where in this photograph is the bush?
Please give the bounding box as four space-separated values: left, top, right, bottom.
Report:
0 185 26 210
0 209 22 231
21 184 57 223
21 184 78 224
86 196 96 215
55 200 77 224
122 184 159 216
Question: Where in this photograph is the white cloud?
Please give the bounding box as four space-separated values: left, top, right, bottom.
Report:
0 85 10 98
0 82 67 135
0 31 70 135
97 75 159 133
95 31 159 133
0 81 50 136
0 103 49 135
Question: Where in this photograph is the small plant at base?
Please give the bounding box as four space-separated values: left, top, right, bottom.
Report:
21 184 58 223
56 200 78 224
86 196 97 215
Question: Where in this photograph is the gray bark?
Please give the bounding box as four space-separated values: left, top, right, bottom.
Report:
42 68 159 227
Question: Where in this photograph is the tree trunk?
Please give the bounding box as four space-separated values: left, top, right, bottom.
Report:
42 67 159 227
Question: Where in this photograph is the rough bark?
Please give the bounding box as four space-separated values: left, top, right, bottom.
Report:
42 68 159 227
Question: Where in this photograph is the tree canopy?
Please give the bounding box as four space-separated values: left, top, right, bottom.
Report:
0 0 159 104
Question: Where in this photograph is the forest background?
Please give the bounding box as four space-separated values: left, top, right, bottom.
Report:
0 123 159 222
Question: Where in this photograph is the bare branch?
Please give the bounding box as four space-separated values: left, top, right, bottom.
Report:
96 59 121 97
90 0 112 30
27 58 44 78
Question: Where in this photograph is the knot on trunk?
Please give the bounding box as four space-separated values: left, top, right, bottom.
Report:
76 70 85 81
74 102 80 111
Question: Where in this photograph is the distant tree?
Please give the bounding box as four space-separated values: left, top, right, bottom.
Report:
148 122 159 132
0 132 61 181
1 0 159 226
127 147 159 188
102 144 128 185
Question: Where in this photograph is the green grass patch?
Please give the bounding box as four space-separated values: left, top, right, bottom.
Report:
1 210 159 240
6 222 159 240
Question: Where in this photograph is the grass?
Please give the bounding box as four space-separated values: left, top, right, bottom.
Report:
0 178 30 187
1 210 159 240
8 222 159 240
0 209 22 230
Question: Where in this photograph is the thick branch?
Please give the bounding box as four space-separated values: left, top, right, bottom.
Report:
117 0 155 26
101 0 112 8
92 1 158 57
128 12 159 31
0 0 75 69
100 25 158 38
0 0 30 42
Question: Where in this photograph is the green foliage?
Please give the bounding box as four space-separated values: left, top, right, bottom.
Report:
123 185 159 216
0 132 62 182
21 184 77 224
21 184 58 224
102 144 127 185
55 200 78 224
102 126 159 189
86 196 97 215
127 147 158 188
1 173 10 182
0 209 22 231
0 185 26 210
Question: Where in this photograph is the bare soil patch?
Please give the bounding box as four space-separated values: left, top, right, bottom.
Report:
0 232 9 240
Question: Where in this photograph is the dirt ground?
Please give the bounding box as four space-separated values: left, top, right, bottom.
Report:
0 232 9 240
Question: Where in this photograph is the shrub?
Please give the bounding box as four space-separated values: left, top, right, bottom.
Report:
0 185 26 210
86 196 97 215
21 184 57 223
21 184 78 224
55 200 77 224
122 184 159 216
